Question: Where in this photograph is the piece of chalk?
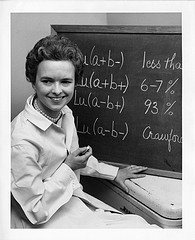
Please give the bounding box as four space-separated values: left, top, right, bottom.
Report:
80 146 90 155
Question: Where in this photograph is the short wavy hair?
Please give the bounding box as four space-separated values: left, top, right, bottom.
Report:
25 35 84 85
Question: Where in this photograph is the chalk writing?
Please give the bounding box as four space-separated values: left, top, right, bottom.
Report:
165 79 179 94
76 116 128 141
74 90 125 113
139 49 182 154
73 43 181 168
140 78 179 94
144 99 159 115
77 72 129 94
164 101 176 115
142 51 182 70
142 51 161 69
164 53 182 70
141 79 163 92
141 51 181 117
142 125 182 152
83 46 124 70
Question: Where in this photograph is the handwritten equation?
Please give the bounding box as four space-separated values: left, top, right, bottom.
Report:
74 90 125 113
83 45 124 70
73 46 182 152
77 72 129 94
76 116 128 141
74 46 129 141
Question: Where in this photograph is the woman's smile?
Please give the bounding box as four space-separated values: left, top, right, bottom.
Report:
48 96 65 103
33 60 75 118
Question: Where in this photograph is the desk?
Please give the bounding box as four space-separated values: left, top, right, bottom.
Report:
81 175 182 228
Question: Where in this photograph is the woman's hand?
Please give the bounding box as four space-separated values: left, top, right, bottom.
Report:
114 165 147 193
64 146 92 171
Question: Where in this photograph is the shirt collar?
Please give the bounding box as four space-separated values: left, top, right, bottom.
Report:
24 94 72 131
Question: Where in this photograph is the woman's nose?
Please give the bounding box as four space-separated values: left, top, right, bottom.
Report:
52 83 62 95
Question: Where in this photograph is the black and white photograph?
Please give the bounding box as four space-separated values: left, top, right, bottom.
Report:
0 1 195 240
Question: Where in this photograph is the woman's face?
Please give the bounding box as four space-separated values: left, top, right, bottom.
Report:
33 60 75 118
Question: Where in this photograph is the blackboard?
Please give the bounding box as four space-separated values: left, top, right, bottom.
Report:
52 25 182 179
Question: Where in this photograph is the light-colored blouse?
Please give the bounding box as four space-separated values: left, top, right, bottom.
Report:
11 95 119 227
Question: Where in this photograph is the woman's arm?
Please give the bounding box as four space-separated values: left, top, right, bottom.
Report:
11 143 80 225
80 155 119 180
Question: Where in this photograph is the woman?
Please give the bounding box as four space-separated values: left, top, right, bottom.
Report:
11 35 158 228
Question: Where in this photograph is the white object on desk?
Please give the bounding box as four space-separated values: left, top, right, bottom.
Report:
124 175 182 219
81 174 182 228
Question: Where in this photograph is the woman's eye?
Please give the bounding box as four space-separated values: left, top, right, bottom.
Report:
42 80 52 85
61 80 72 85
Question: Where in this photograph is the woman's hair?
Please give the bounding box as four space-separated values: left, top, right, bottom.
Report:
25 35 84 85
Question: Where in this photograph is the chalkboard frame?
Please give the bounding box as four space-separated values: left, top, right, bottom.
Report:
51 25 181 34
51 25 182 179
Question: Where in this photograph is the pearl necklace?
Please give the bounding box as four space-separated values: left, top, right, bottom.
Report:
34 98 62 123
